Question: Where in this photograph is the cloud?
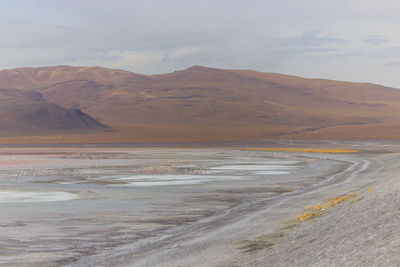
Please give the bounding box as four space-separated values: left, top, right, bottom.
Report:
3 1 400 86
279 32 344 47
384 61 400 67
363 35 389 45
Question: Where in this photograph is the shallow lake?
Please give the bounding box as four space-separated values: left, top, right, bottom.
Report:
0 148 336 265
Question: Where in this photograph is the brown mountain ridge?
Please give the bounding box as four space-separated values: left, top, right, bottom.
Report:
0 85 109 137
1 65 400 143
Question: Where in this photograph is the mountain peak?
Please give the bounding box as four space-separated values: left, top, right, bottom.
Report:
186 65 217 71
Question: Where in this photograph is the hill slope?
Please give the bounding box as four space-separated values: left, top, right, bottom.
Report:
1 65 400 142
0 87 109 136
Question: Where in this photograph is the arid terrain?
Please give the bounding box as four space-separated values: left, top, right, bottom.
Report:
2 66 400 143
1 142 399 266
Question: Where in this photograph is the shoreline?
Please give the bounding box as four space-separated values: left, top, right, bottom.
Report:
0 148 324 266
69 149 375 266
1 144 396 266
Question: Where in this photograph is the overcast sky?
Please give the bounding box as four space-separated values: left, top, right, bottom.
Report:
2 0 400 86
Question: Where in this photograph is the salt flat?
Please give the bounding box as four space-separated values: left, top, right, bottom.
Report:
0 143 396 266
0 147 319 266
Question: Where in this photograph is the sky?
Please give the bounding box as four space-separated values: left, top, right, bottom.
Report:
2 0 400 87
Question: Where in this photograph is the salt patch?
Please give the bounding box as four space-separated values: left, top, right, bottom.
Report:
110 175 243 187
0 191 78 202
211 165 298 171
116 175 242 181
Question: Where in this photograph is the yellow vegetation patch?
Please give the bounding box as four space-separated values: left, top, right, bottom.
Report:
245 148 360 153
295 188 373 222
305 193 359 211
296 192 361 222
295 212 321 221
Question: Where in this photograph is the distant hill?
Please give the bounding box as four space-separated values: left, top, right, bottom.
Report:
0 86 109 137
1 65 400 143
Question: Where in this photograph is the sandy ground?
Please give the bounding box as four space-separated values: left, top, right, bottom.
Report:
67 145 399 267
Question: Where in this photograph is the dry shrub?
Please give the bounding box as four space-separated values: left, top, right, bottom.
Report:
296 192 361 222
295 212 321 221
305 193 359 211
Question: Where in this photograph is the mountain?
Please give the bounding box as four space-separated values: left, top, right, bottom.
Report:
1 65 400 143
0 86 109 137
